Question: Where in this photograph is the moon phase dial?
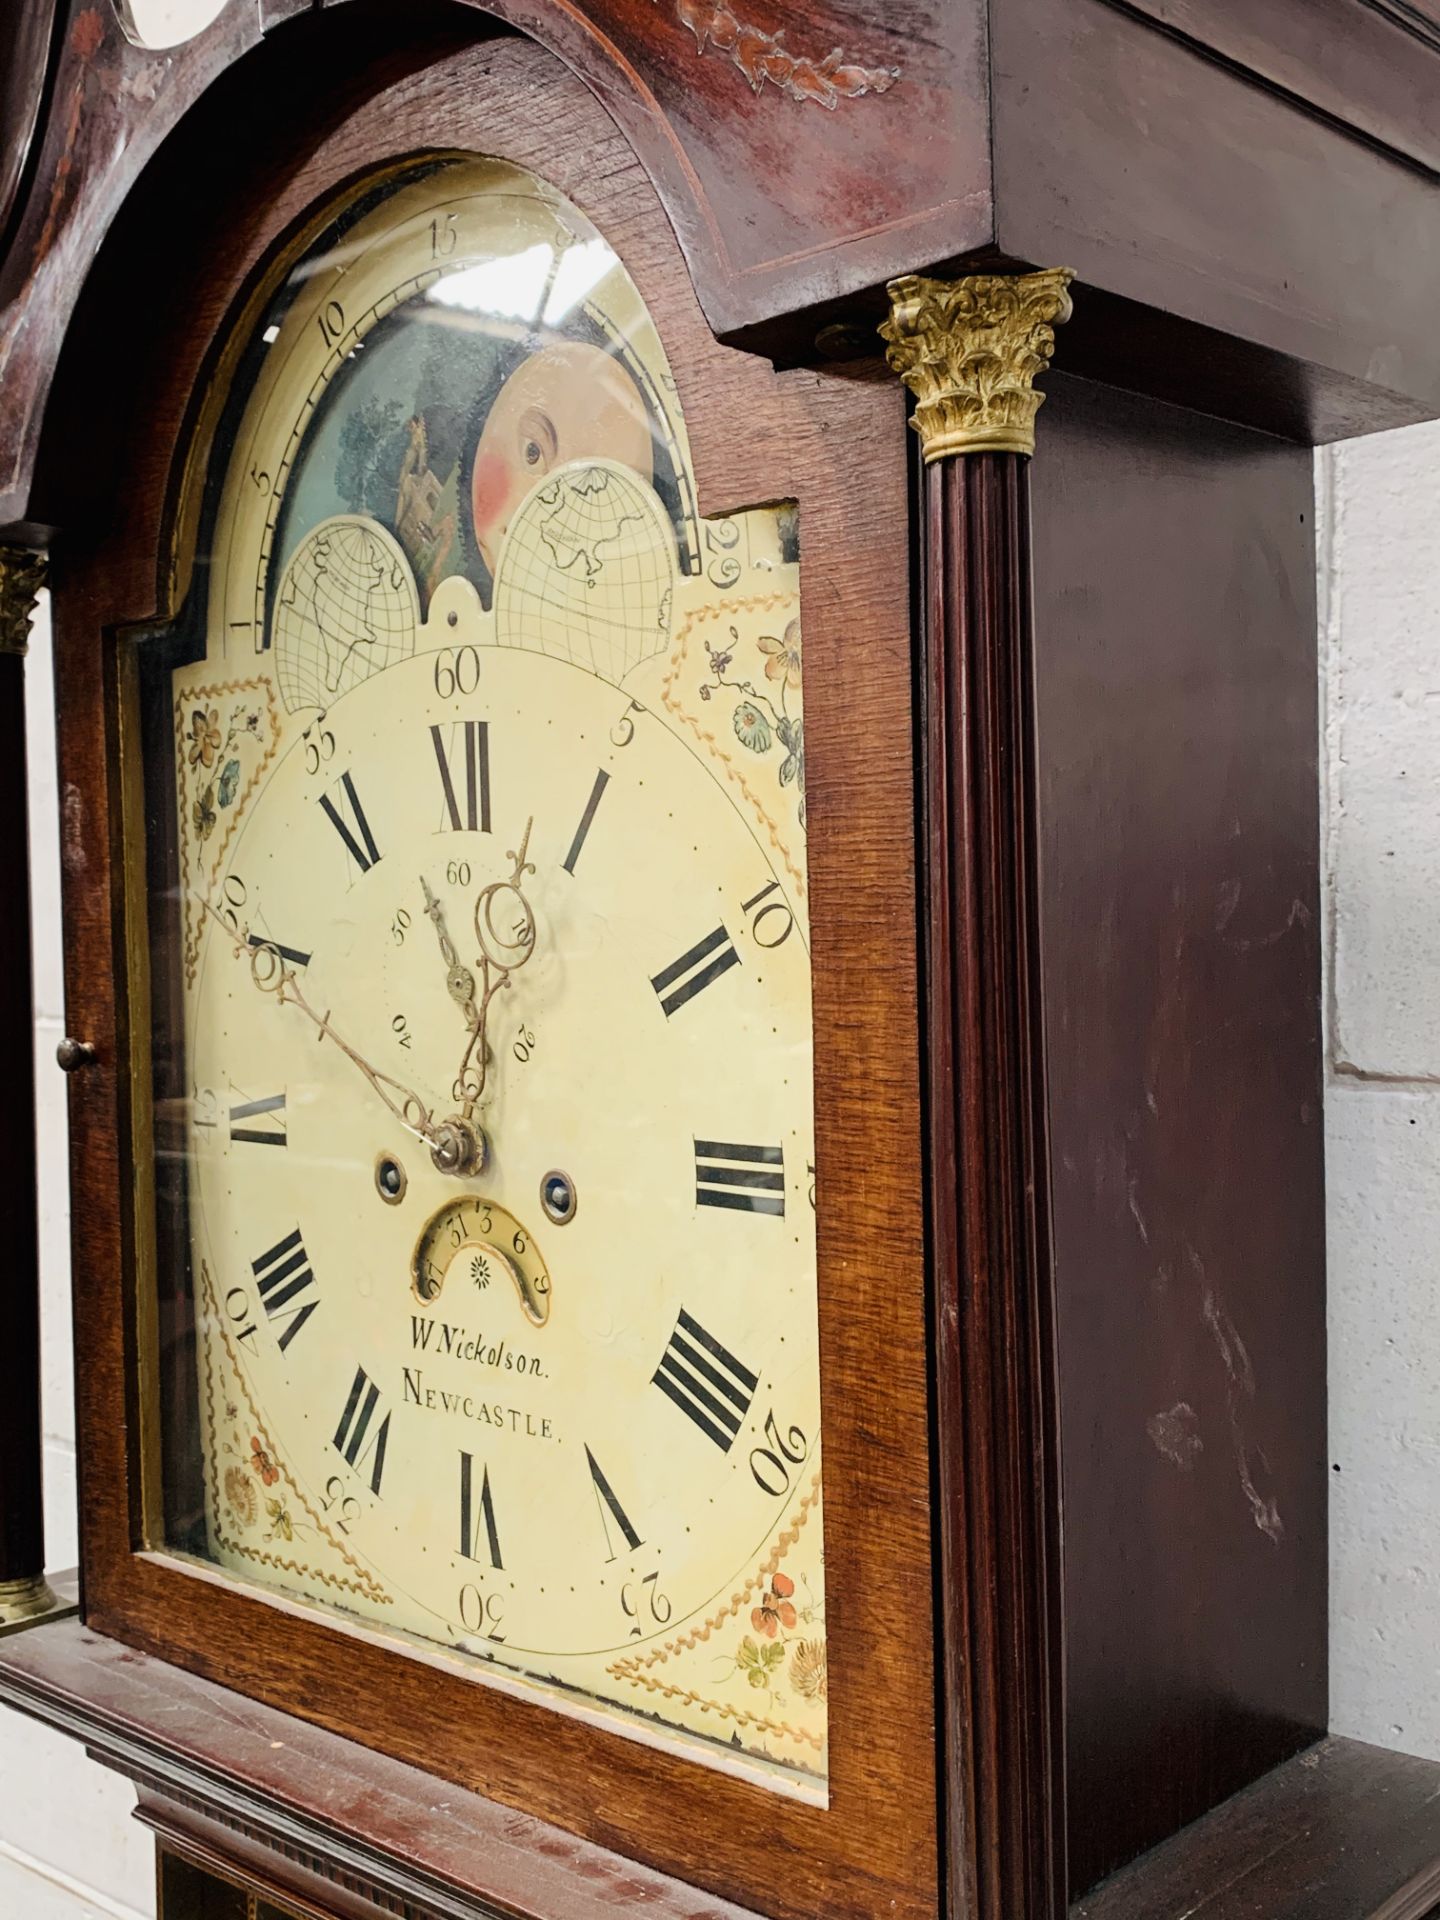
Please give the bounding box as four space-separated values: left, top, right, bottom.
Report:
411 1196 552 1325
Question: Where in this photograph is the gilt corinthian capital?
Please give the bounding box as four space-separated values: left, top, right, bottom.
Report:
0 547 46 655
880 269 1076 461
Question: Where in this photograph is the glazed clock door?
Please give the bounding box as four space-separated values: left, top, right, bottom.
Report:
138 154 829 1799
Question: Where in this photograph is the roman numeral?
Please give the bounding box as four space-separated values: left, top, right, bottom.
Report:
333 1365 391 1494
650 924 739 1018
562 768 609 875
319 770 382 875
652 1308 758 1453
458 1452 502 1567
431 721 490 834
694 1139 785 1216
584 1445 642 1563
251 1226 318 1352
230 1091 286 1147
247 933 311 968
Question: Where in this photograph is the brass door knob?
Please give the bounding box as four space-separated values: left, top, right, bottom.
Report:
55 1037 97 1071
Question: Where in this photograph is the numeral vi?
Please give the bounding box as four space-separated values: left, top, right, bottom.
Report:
458 1452 503 1568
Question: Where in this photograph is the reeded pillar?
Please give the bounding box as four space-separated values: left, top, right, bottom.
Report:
881 272 1073 1920
0 546 61 1632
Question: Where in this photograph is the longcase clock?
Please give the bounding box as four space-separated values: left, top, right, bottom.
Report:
0 5 1438 1920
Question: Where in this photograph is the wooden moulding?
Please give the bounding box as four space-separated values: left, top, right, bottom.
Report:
1104 0 1440 176
989 0 1440 441
0 0 992 535
7 1623 1440 1920
0 1621 764 1920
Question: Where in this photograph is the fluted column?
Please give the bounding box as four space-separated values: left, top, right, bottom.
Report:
881 271 1073 1920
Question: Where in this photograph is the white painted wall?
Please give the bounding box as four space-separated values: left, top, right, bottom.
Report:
1 422 1437 1906
1324 419 1440 1759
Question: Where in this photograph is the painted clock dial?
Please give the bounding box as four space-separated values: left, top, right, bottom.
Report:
142 158 828 1797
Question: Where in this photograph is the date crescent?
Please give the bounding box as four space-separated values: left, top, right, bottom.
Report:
411 1198 552 1327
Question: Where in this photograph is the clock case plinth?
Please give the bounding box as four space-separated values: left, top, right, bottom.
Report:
0 3 1438 1919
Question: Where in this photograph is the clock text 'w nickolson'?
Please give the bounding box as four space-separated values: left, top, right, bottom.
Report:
410 1316 546 1376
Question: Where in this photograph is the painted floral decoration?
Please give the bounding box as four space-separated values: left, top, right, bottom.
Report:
250 1436 279 1486
790 1637 827 1701
737 1635 787 1689
185 700 263 843
223 1463 258 1528
188 707 221 769
752 1569 799 1638
735 701 772 751
700 620 806 828
759 619 802 690
264 1497 294 1543
192 783 217 842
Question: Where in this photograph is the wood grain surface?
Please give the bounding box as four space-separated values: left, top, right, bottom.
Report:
1031 372 1328 1892
1073 1736 1440 1920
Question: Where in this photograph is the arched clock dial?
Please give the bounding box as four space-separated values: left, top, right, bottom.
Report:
146 157 828 1797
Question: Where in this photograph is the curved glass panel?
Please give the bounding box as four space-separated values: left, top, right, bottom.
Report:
137 157 826 1799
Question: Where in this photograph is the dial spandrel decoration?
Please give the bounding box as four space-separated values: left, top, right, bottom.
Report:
142 158 825 1799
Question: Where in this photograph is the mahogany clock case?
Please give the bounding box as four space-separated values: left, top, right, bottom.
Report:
42 23 937 1920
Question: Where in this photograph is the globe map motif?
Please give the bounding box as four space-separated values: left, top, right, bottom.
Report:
273 516 419 713
495 462 675 684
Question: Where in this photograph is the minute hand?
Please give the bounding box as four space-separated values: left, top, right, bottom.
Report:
196 893 445 1154
454 817 539 1114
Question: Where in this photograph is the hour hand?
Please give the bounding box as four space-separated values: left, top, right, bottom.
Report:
420 876 479 1026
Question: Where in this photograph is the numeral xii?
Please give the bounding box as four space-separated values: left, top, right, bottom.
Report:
431 721 490 834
